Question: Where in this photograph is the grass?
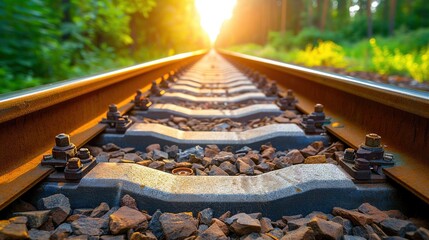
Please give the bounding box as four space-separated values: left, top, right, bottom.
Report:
228 29 429 83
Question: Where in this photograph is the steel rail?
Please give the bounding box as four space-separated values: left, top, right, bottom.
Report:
0 50 207 210
219 49 429 204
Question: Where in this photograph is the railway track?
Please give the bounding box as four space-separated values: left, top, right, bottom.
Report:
0 50 428 239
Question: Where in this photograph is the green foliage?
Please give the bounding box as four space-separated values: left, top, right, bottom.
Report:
229 27 429 82
0 0 209 94
295 41 347 68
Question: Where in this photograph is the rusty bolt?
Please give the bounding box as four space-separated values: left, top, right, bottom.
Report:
77 148 90 159
315 104 324 113
354 158 370 170
109 104 118 112
344 148 355 162
365 133 381 147
55 133 70 147
67 157 82 170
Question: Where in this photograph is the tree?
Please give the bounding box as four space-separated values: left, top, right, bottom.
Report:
389 0 396 36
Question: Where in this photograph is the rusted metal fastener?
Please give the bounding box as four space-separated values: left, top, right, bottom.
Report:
159 75 170 89
42 133 97 181
42 133 77 168
77 148 94 164
150 80 165 96
133 90 152 111
106 104 121 123
356 133 394 166
167 72 176 83
302 103 330 134
265 83 278 97
101 104 133 133
257 76 268 89
343 148 355 163
172 167 194 176
66 157 82 170
277 89 298 110
64 156 96 181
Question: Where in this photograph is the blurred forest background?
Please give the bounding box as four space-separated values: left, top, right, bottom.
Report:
0 0 210 94
218 0 429 87
1 0 428 94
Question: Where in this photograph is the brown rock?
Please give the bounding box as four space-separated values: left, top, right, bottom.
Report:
13 210 50 228
260 217 274 233
136 160 152 167
71 217 108 236
281 226 315 240
9 200 37 213
121 194 138 210
148 161 165 170
218 211 231 222
146 144 161 153
236 159 254 175
358 203 389 223
300 145 318 157
310 141 324 152
285 149 305 164
219 161 238 175
228 213 261 235
66 214 84 223
208 165 229 176
91 202 110 218
383 210 407 220
274 116 290 123
380 218 417 237
282 214 303 223
103 143 120 152
109 206 147 235
204 145 220 158
159 213 197 240
304 155 327 164
39 216 55 231
51 207 69 226
172 116 187 124
123 153 143 162
197 223 228 240
211 218 229 235
332 207 373 226
288 218 311 230
307 217 343 240
213 151 235 164
261 147 276 160
195 169 208 176
0 217 29 239
284 110 297 119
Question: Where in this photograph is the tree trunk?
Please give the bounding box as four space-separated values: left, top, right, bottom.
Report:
389 0 396 36
307 0 313 28
367 0 373 38
280 0 287 33
319 0 329 31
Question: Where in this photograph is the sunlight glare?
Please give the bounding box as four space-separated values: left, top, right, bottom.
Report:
196 0 236 43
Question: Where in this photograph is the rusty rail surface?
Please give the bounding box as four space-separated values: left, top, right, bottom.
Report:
219 49 429 204
0 50 207 210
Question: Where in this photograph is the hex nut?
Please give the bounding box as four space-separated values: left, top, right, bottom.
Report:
67 157 82 170
315 104 324 113
365 133 381 147
78 148 90 159
109 104 118 112
344 148 355 162
55 133 70 147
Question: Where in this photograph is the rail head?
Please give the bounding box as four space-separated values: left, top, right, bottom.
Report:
0 50 208 124
218 49 429 119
